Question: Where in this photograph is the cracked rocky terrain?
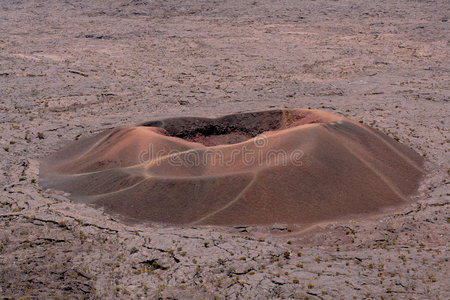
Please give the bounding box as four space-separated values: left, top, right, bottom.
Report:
0 0 449 299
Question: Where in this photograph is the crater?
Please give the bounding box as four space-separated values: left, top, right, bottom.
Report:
39 109 425 226
140 109 338 146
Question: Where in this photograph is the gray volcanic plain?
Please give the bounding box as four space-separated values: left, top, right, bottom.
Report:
0 0 448 299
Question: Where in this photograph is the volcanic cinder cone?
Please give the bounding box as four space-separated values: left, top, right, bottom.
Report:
39 109 425 226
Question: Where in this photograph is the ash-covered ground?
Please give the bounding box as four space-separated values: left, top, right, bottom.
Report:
0 0 449 299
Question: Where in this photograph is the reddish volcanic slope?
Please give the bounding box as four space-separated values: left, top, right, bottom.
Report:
39 109 425 226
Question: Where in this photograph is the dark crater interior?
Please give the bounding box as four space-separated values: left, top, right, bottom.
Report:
141 110 314 146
